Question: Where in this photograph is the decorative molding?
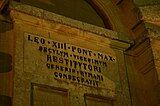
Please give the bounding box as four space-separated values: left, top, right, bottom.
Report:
10 1 133 44
125 38 151 56
139 59 155 75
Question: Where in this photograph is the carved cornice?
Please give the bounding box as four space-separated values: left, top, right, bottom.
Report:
10 1 133 45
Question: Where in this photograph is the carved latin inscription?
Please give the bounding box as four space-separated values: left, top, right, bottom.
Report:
26 34 116 87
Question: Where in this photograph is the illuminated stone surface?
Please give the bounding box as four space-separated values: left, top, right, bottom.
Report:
0 0 160 106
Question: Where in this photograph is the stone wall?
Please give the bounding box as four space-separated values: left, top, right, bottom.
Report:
10 1 131 106
139 4 160 105
0 0 160 106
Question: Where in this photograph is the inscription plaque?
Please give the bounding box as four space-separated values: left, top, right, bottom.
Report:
25 33 116 88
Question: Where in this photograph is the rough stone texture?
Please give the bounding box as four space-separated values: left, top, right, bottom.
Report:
1 0 159 106
134 0 160 6
137 3 160 106
140 4 160 25
10 3 131 106
10 1 132 44
140 5 160 80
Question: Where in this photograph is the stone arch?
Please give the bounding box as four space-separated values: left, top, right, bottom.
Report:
10 0 146 41
90 0 159 105
86 0 113 30
1 0 159 105
88 0 145 41
12 0 137 37
14 0 112 28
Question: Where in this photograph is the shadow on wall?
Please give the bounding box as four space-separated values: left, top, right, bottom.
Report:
21 0 107 28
